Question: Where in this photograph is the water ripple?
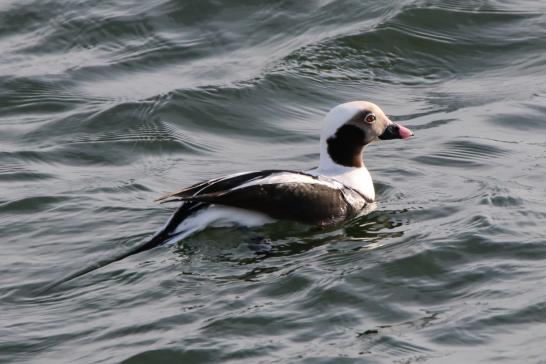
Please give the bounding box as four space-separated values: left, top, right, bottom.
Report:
2 1 546 363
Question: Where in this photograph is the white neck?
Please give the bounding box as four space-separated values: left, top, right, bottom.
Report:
316 142 375 202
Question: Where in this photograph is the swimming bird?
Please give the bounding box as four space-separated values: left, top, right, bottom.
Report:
153 100 413 238
44 101 413 290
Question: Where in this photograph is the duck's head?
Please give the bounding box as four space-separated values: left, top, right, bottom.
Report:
319 101 413 170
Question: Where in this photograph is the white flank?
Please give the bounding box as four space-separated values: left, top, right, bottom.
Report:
164 205 276 245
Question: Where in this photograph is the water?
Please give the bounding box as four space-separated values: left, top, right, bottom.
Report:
1 0 546 363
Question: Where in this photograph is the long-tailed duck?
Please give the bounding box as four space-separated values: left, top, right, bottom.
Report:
123 100 412 253
45 101 412 289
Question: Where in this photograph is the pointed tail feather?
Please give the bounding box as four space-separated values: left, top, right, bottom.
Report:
37 202 207 294
37 233 168 293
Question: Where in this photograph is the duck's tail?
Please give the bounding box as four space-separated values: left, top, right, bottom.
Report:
38 202 206 293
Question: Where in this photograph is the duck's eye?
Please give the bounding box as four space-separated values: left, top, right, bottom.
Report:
365 113 376 123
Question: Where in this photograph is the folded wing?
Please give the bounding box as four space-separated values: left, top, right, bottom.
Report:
156 170 366 225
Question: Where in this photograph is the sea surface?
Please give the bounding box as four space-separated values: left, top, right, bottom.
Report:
1 1 546 363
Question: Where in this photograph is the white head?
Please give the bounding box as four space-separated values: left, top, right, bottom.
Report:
318 101 413 171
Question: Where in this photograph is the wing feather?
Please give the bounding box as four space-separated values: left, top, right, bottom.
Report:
155 170 317 203
154 170 367 224
166 182 363 225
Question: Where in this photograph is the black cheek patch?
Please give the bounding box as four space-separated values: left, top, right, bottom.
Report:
326 124 366 168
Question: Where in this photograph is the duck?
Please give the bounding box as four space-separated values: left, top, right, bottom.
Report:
45 101 413 289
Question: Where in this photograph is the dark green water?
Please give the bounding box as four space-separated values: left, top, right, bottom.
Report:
2 1 546 363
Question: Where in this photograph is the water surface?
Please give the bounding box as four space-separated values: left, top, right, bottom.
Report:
1 0 546 363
